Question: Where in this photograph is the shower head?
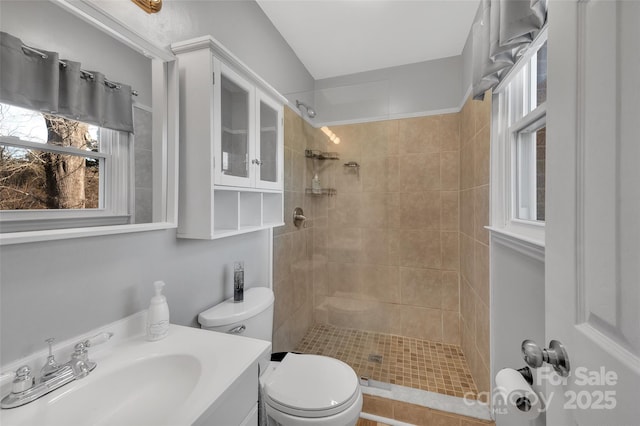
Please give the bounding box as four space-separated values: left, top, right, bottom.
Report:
296 100 316 119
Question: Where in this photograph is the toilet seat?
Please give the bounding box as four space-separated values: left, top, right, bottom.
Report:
263 353 360 418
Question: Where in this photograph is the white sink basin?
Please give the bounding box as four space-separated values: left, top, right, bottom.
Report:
1 322 271 426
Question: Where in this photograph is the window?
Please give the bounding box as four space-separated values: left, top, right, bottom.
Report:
0 103 131 232
492 30 547 243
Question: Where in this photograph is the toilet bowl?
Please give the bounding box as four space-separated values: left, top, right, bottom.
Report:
198 287 362 426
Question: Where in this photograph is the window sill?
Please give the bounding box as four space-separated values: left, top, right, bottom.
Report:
486 226 545 262
0 222 177 246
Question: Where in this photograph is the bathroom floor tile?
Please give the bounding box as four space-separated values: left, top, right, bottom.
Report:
295 323 478 399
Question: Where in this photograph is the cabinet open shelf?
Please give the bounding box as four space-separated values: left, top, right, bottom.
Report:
204 188 283 239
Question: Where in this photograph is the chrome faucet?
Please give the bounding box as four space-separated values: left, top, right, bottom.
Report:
1 332 113 409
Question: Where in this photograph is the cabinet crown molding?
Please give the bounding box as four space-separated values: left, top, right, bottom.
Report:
171 35 287 105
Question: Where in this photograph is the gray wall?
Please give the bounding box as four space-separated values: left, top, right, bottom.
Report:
0 0 312 365
314 55 463 125
491 238 546 426
91 0 315 99
0 229 270 362
460 2 482 97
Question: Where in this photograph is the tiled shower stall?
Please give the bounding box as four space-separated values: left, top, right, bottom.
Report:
273 93 491 402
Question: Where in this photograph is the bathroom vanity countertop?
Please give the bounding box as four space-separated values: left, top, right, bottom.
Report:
1 317 271 426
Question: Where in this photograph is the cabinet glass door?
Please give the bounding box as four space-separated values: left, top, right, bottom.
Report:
256 91 282 190
217 65 253 187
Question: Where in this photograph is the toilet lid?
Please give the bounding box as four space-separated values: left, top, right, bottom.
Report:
263 353 360 418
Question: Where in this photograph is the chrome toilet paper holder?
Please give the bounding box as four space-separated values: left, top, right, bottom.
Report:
521 339 571 377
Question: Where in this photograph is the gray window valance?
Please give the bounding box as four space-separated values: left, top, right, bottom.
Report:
471 0 547 100
0 31 134 132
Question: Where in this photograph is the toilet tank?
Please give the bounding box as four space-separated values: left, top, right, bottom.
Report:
198 287 274 342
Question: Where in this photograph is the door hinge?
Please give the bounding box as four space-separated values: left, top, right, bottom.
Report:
212 72 215 85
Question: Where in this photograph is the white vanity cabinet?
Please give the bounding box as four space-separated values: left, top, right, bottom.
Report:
171 36 285 239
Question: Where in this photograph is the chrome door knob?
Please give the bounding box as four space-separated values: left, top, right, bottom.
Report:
521 339 571 377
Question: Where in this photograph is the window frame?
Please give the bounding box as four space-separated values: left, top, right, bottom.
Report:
0 1 178 245
0 119 133 232
490 28 548 246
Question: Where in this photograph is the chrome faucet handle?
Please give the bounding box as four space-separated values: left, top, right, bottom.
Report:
40 338 60 381
69 332 113 378
79 331 114 349
12 366 34 393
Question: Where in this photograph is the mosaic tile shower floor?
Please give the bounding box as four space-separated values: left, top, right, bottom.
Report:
295 323 478 399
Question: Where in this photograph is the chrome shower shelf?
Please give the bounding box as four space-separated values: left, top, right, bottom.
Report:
305 150 339 160
305 188 337 196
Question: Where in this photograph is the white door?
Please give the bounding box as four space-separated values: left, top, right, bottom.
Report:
545 0 640 424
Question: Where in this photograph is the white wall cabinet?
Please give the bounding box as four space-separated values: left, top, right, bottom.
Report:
172 36 285 239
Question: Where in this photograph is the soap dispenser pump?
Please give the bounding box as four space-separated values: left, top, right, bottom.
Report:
146 281 169 341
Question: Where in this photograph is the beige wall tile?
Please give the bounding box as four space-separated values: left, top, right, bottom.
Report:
460 277 476 332
363 395 394 418
474 126 490 186
359 120 395 158
460 139 475 190
441 151 460 191
387 192 401 229
398 115 440 154
291 151 305 192
461 98 475 145
401 305 443 341
399 153 441 191
441 191 459 231
274 233 292 283
393 401 432 426
313 258 328 296
360 265 401 304
441 231 460 271
283 147 292 190
460 317 475 366
474 185 490 245
326 297 402 335
475 298 490 369
359 229 395 266
399 229 442 269
361 156 389 193
460 233 474 284
399 267 442 309
329 194 363 228
474 241 490 306
443 311 461 345
400 192 441 230
430 409 463 426
334 162 363 193
460 189 475 238
438 113 461 152
272 323 292 353
274 277 295 330
476 364 491 397
441 271 460 312
327 227 361 263
330 124 362 159
360 192 389 228
327 262 361 299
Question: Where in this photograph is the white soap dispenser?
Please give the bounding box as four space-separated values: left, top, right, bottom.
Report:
146 280 169 341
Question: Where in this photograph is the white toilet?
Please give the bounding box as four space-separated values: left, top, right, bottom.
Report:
198 287 363 426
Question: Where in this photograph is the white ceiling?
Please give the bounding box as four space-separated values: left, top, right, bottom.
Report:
257 0 480 80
